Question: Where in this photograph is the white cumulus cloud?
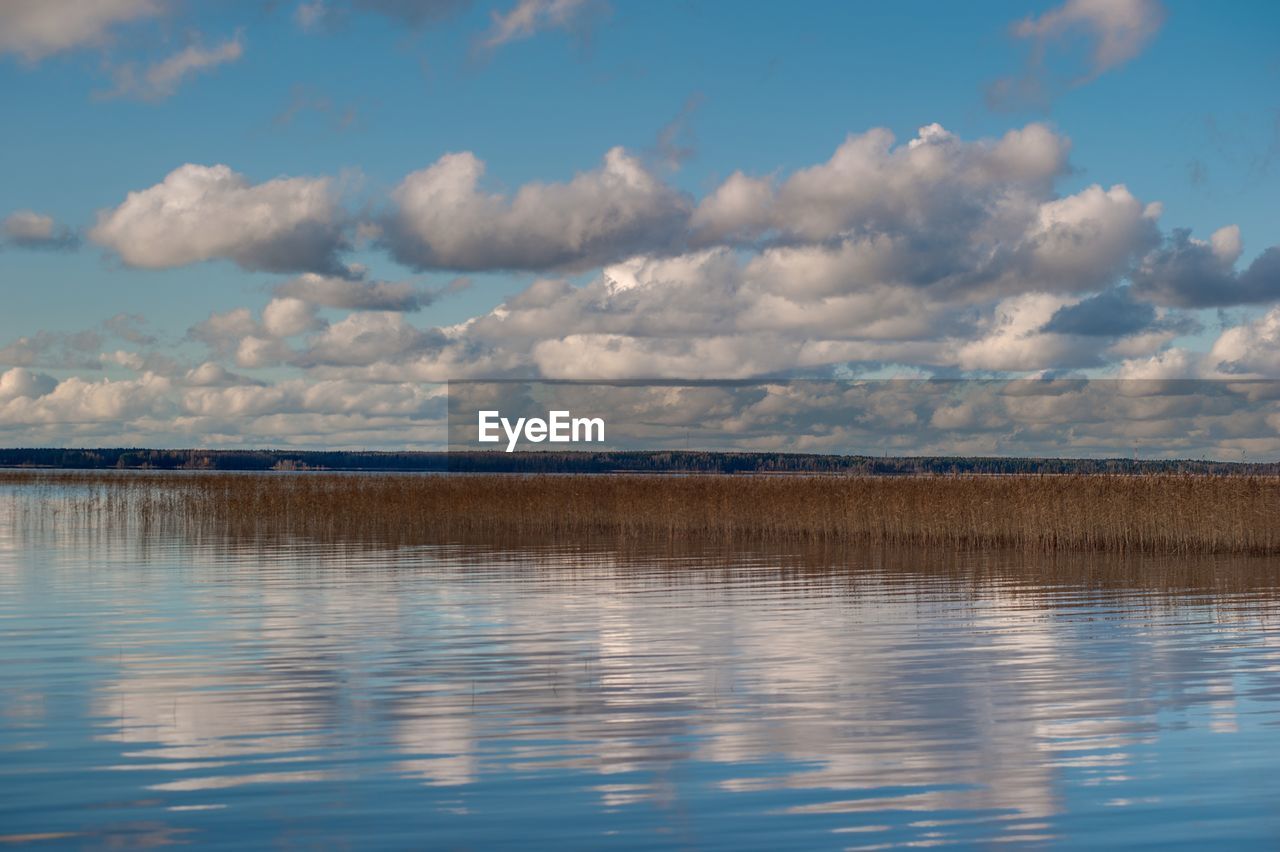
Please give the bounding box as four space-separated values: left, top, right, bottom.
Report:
991 0 1165 107
91 164 348 274
480 0 597 48
2 210 78 250
384 147 689 272
105 31 244 101
0 0 163 62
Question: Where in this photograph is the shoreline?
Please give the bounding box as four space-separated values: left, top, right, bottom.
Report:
2 447 1279 476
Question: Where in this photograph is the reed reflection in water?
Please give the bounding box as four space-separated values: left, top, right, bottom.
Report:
3 480 1280 849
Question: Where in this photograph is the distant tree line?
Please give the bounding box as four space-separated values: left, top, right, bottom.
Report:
0 448 449 471
0 447 1276 476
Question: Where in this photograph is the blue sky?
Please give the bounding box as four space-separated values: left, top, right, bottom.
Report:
1 0 1279 450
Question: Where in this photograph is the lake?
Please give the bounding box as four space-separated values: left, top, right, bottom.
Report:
3 479 1280 849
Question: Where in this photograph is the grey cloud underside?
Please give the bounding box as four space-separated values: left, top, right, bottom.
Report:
0 330 104 370
2 231 80 252
2 210 80 251
232 222 352 276
102 313 158 346
0 313 166 370
292 315 449 369
1041 287 1157 336
1133 231 1280 308
274 274 435 312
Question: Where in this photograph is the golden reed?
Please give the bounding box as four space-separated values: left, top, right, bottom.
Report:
4 470 1278 555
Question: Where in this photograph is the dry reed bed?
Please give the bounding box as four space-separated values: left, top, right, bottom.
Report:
3 470 1279 555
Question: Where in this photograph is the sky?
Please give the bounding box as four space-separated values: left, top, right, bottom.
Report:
1 0 1279 453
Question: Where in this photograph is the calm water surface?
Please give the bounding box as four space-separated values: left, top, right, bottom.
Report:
3 482 1280 849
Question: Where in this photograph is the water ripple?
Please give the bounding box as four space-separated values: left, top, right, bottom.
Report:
3 486 1280 848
